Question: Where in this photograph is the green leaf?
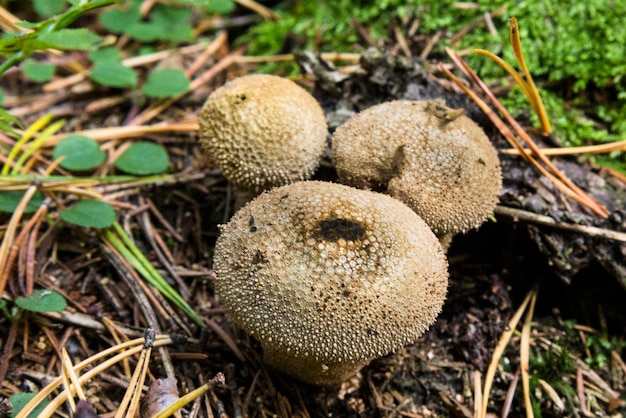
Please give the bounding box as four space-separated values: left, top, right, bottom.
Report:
126 22 166 42
53 134 106 171
151 4 192 27
60 200 116 228
22 58 55 82
114 142 169 175
0 299 9 318
37 28 102 50
15 289 67 313
0 191 45 214
33 0 67 18
163 24 193 42
14 21 43 30
206 0 236 14
105 222 206 327
88 47 121 63
9 392 50 418
0 37 49 56
99 5 141 33
138 46 156 56
90 61 137 87
142 68 190 98
150 4 193 41
169 0 234 12
0 105 24 138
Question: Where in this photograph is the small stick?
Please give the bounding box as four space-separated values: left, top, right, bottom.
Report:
494 206 626 243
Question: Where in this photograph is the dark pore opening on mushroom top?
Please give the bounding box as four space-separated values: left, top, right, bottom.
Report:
316 218 366 242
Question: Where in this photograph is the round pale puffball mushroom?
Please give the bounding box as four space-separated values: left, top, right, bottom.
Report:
331 99 502 244
212 181 448 386
199 74 328 193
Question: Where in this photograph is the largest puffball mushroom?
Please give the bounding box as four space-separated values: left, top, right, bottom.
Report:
331 99 502 244
199 74 328 193
213 181 449 386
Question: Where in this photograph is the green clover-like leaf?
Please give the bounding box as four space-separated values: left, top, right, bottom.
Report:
15 289 67 313
38 28 102 50
90 61 137 88
23 58 55 82
53 134 106 171
0 191 45 214
33 0 66 18
60 200 116 228
88 47 121 63
142 68 190 98
206 0 236 14
114 141 170 175
99 4 141 33
9 392 50 418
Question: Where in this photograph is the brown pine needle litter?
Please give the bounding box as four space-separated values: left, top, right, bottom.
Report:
15 334 174 418
1 4 624 417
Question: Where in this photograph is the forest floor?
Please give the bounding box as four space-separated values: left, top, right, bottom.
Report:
1 4 625 418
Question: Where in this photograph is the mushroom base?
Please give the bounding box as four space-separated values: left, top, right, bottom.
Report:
263 346 370 387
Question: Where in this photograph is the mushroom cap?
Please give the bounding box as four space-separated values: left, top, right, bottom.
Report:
199 74 328 192
213 180 448 385
331 99 502 237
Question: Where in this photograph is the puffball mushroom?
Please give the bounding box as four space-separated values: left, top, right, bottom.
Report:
199 74 328 193
331 99 502 242
213 180 448 386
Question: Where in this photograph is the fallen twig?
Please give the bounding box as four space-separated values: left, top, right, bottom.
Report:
494 205 626 243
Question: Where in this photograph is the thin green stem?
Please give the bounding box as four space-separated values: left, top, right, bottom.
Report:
104 223 205 326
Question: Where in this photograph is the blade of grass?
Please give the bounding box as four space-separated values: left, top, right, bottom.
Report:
103 223 205 326
2 114 52 175
467 64 608 216
42 119 200 147
235 0 278 20
12 119 65 175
